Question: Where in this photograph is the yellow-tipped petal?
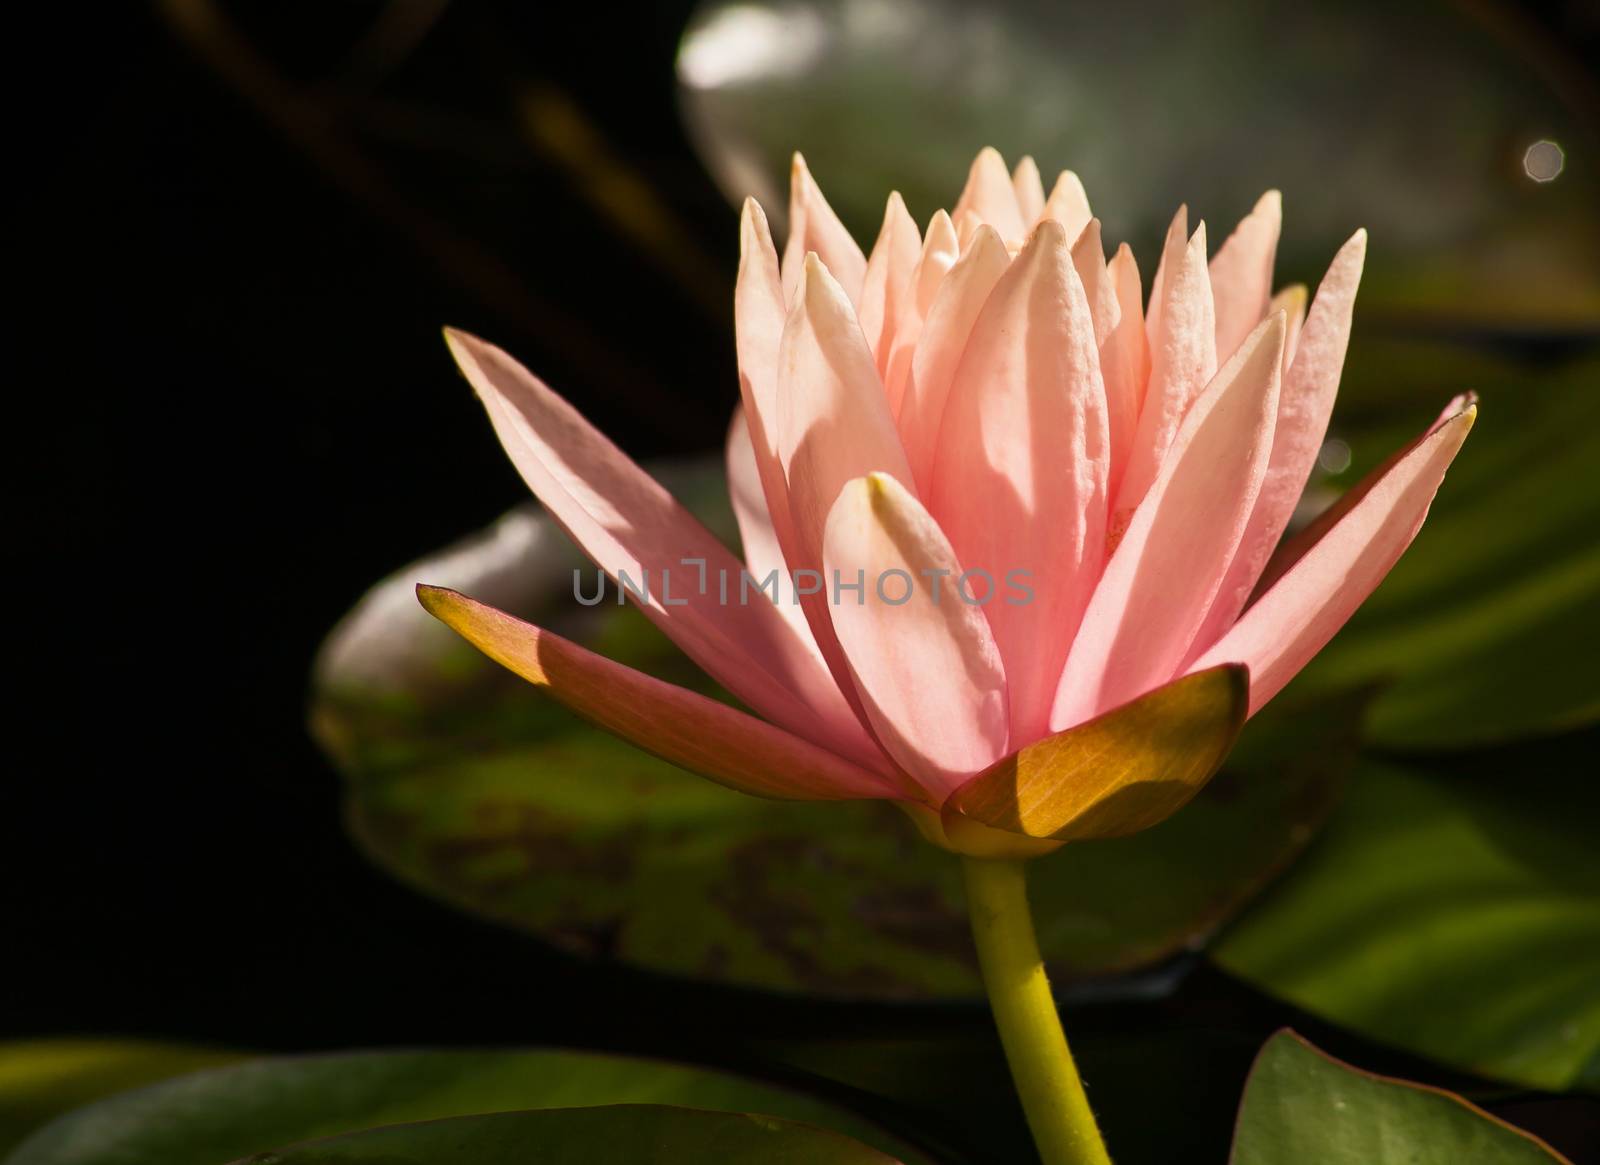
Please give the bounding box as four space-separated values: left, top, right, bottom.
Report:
417 585 901 801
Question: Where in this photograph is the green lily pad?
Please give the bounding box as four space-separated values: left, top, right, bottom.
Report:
1212 746 1600 1092
1293 362 1600 748
228 1105 901 1164
0 1040 242 1154
4 1048 928 1165
314 462 1358 998
1230 1031 1570 1163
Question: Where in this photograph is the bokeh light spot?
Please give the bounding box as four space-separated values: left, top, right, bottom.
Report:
1523 140 1565 183
1318 438 1353 475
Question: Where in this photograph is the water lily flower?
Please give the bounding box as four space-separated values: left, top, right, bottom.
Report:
421 146 1473 858
420 147 1474 1165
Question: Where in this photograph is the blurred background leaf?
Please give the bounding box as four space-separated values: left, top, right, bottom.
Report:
1212 740 1600 1092
678 0 1600 332
0 1041 241 1155
3 1048 932 1165
213 1106 903 1164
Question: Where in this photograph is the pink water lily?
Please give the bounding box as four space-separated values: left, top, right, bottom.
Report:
421 147 1473 858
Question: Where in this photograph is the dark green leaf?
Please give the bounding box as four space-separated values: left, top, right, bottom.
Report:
4 1049 928 1165
228 1105 901 1164
1213 749 1600 1091
0 1041 241 1154
1230 1031 1569 1163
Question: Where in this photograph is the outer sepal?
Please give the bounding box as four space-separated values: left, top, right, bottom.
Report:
935 665 1249 854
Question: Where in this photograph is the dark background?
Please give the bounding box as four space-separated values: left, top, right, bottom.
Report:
8 3 1598 1161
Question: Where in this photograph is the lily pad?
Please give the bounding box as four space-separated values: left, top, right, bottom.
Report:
1212 745 1600 1092
228 1105 901 1164
1230 1031 1571 1163
313 464 1358 999
0 1040 241 1154
4 1048 928 1165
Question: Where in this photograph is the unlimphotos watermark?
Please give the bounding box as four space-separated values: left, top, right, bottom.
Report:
574 560 1035 607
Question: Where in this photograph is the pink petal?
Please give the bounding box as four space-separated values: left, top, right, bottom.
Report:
734 200 807 616
1041 170 1092 242
1189 403 1476 714
739 207 887 756
777 255 917 717
1270 283 1309 368
896 226 1012 491
780 153 866 305
1210 190 1282 361
856 191 923 374
1054 313 1285 729
909 210 962 315
953 147 1026 244
1070 220 1117 344
1012 155 1046 223
881 209 961 416
929 219 1110 741
1253 391 1477 598
443 327 872 763
822 474 1009 800
953 208 986 252
418 586 901 800
1072 221 1140 503
1187 231 1367 654
725 406 815 644
1116 207 1218 517
1104 242 1150 498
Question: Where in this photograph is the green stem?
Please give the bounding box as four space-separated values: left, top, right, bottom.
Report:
962 856 1112 1165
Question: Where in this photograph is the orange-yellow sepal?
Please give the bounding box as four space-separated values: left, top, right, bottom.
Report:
938 665 1249 854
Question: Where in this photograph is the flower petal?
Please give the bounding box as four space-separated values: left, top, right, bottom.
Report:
781 153 866 305
953 146 1025 244
1070 219 1116 343
1104 242 1150 498
947 664 1247 842
1012 155 1046 223
929 219 1110 741
1042 170 1092 242
740 207 889 758
896 226 1012 491
1210 190 1283 360
1188 231 1367 653
881 209 961 415
1117 208 1219 516
1072 221 1141 503
856 191 922 373
1189 403 1476 714
418 586 899 800
776 254 917 725
444 326 873 763
823 474 1009 800
726 406 813 639
1054 313 1285 729
779 255 917 548
953 209 986 252
1270 283 1308 368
